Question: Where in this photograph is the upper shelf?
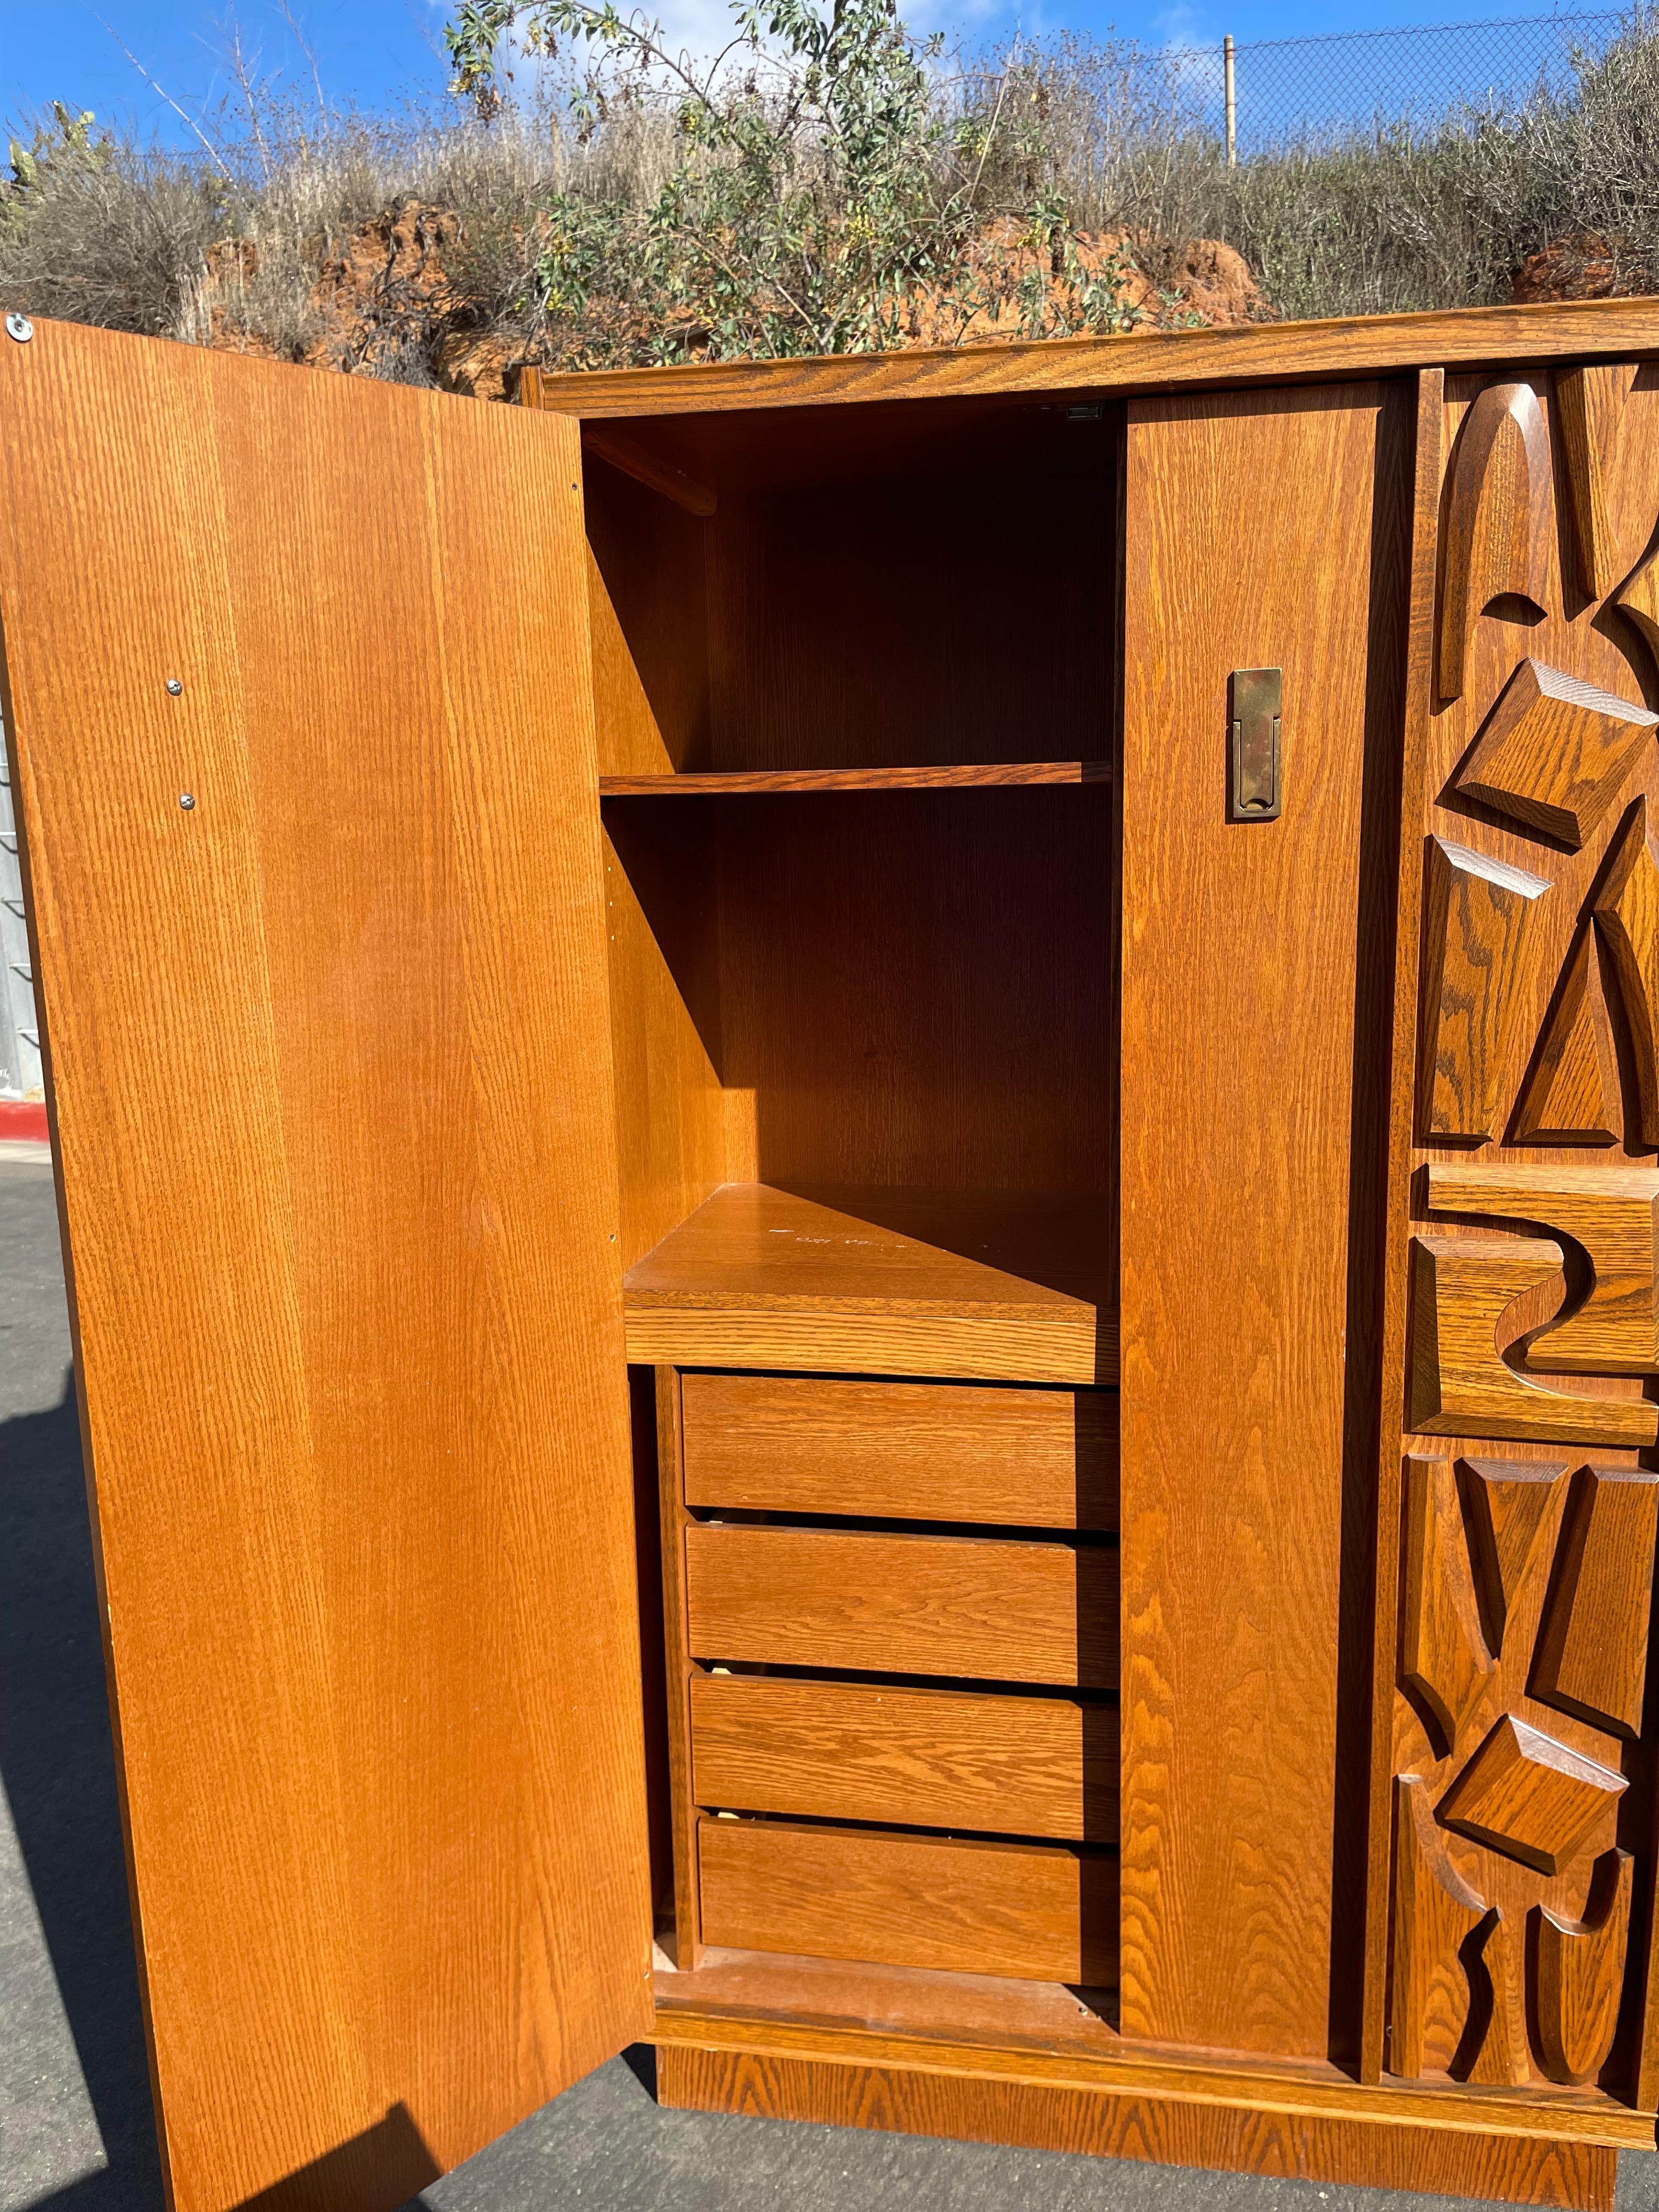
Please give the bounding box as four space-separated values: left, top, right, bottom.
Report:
599 761 1111 797
623 1182 1115 1385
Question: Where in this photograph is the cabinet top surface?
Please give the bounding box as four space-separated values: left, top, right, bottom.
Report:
526 296 1659 421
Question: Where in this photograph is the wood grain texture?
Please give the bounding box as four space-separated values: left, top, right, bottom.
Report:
688 1671 1113 1839
1594 799 1659 1144
1556 363 1644 598
1460 1458 1572 1658
1390 1776 1489 2079
703 468 1113 774
1119 382 1386 2057
695 1816 1116 1982
1402 1457 1494 1754
584 419 718 514
685 1522 1118 1687
1419 838 1554 1141
1451 659 1656 849
1512 935 1622 1146
1409 1234 1658 1446
654 2046 1621 2207
599 761 1108 793
522 295 1659 421
1425 1161 1659 1374
1532 1466 1659 1738
624 1183 1114 1383
652 1945 1655 2144
1615 543 1659 670
1534 1850 1635 2087
0 318 652 2212
1364 368 1448 2085
679 1372 1118 1529
1437 1715 1627 1876
1436 380 1553 703
656 1367 704 1971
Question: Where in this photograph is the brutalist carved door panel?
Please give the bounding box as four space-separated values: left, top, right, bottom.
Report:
1386 363 1659 2104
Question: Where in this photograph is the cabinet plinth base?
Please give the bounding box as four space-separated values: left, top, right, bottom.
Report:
654 2046 1622 2209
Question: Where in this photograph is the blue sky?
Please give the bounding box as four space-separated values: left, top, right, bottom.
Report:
0 0 1609 146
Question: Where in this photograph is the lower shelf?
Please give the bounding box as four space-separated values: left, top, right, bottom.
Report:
623 1183 1116 1384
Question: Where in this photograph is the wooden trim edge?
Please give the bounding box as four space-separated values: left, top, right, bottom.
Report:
521 299 1659 420
647 2003 1657 2147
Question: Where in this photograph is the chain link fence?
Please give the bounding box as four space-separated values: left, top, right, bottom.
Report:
1166 10 1627 156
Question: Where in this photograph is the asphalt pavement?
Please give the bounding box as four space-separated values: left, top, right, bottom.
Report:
4 1153 1656 2212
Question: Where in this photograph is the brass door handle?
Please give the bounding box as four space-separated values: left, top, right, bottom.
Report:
1229 668 1282 821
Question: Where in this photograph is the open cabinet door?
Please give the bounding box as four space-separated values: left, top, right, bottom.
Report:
0 320 653 2212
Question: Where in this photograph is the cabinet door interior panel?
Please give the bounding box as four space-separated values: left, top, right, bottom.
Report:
684 1522 1118 1688
689 1671 1114 1840
0 318 653 2212
1119 380 1400 2058
695 1815 1117 1983
680 1372 1118 1528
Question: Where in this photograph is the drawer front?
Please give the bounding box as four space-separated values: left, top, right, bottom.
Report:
689 1671 1113 1839
680 1373 1116 1528
685 1522 1116 1686
697 1815 1116 1984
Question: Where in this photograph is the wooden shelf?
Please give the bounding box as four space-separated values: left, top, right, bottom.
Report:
623 1183 1115 1384
599 762 1109 797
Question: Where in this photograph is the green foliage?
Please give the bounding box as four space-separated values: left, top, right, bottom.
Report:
442 0 1146 362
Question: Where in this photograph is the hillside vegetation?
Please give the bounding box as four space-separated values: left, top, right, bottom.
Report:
2 0 1658 384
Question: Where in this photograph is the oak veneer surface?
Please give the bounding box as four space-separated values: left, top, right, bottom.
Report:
1119 382 1393 2057
695 1816 1116 1982
624 1183 1116 1383
684 1522 1118 1686
599 761 1108 792
0 319 653 2212
651 1946 1655 2146
689 1671 1114 1838
680 1372 1118 1527
656 2047 1619 2209
526 297 1659 420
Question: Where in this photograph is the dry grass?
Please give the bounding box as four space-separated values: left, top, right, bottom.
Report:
4 13 1659 377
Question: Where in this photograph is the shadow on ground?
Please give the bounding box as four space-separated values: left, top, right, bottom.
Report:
0 1373 165 2212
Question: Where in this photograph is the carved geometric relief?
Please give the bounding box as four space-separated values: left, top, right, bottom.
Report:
1458 1457 1571 1659
1438 380 1553 701
1511 933 1621 1146
1436 1712 1626 1875
1594 798 1659 1143
1425 1160 1659 1375
1533 1467 1659 1739
1419 838 1553 1142
1465 1906 1532 2086
1451 659 1657 849
1402 1457 1494 1754
1390 1774 1488 2078
1615 539 1659 665
1409 1233 1658 1447
1558 363 1644 598
1531 1847 1635 2085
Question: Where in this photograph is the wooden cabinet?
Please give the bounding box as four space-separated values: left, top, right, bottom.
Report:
8 300 1659 2212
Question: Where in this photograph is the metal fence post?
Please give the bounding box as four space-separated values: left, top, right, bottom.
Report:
1224 33 1237 163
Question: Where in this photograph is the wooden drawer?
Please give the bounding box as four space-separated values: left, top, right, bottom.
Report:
689 1671 1113 1839
697 1815 1116 1983
685 1522 1116 1686
680 1373 1116 1528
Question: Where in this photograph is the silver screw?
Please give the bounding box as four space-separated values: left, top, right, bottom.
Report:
165 678 183 696
179 793 196 810
5 314 32 344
